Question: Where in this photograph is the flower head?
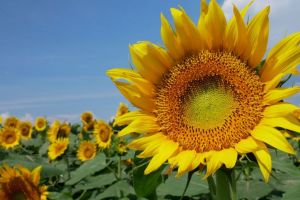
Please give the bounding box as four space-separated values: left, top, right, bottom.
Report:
0 164 48 200
115 103 129 118
48 120 71 143
94 120 112 149
19 121 33 140
48 138 69 160
4 116 20 128
35 117 47 132
77 141 97 161
107 0 300 182
0 127 20 149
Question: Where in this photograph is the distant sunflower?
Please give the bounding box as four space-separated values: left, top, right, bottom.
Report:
48 121 71 143
107 0 300 182
94 120 112 149
81 112 94 124
0 116 2 126
77 141 97 161
19 121 33 140
116 140 127 155
48 138 69 160
0 127 20 149
0 164 48 200
35 117 47 132
115 103 129 118
4 116 20 128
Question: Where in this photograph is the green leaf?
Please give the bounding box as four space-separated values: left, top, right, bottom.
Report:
94 180 133 200
74 173 117 192
65 153 107 185
157 172 209 197
48 190 73 200
133 161 165 198
282 181 300 200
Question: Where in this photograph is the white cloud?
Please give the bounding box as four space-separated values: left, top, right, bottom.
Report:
222 0 300 47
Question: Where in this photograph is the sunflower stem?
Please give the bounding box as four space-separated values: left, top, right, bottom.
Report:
118 155 122 180
215 168 237 200
207 175 217 200
180 171 194 200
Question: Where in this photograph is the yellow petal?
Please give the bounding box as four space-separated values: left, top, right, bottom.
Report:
224 1 253 52
261 115 300 133
169 150 196 177
31 166 42 185
128 133 166 150
114 110 153 126
247 6 270 68
251 125 295 154
144 140 179 174
204 151 222 178
263 103 298 118
260 32 300 82
235 136 260 154
219 148 237 168
114 82 155 112
232 5 250 60
107 68 155 97
137 140 163 158
130 42 172 84
160 13 184 60
197 0 208 47
189 153 206 171
253 144 271 182
118 116 160 137
170 7 203 53
204 0 226 50
263 73 284 92
264 86 300 105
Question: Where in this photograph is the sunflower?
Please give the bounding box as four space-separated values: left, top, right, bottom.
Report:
0 116 2 126
115 103 129 118
48 138 69 160
19 121 33 140
48 120 71 143
77 141 97 161
0 164 48 200
94 120 112 149
107 0 300 182
116 139 127 155
4 116 20 128
81 112 94 124
81 112 95 132
35 117 47 132
0 127 20 149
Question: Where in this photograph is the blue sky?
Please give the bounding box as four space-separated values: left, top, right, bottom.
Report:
0 0 299 122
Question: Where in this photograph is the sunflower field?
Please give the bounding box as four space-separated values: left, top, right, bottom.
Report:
1 0 300 199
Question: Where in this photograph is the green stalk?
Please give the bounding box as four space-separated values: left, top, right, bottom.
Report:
207 168 237 200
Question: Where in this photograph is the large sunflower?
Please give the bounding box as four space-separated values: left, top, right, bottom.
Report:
107 0 300 182
0 164 48 200
48 138 69 160
19 121 33 140
115 102 129 118
94 120 113 149
35 117 47 132
0 127 20 149
77 141 97 161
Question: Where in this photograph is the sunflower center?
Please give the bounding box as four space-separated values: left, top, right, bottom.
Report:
156 51 264 152
182 77 236 129
21 127 29 136
84 148 93 158
6 134 16 144
12 191 26 200
100 130 109 142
